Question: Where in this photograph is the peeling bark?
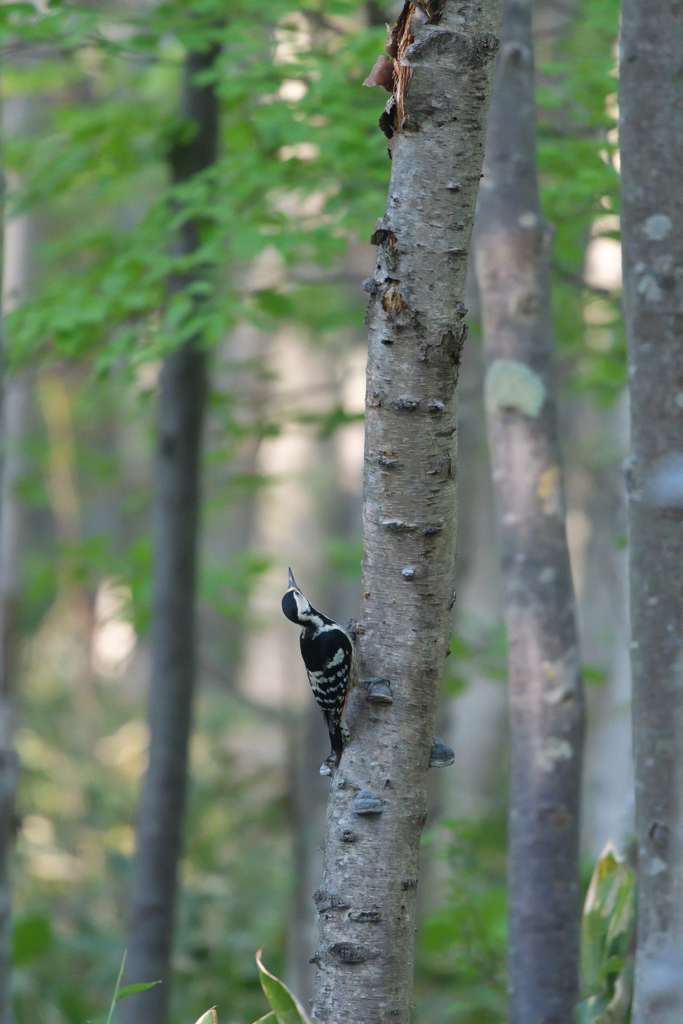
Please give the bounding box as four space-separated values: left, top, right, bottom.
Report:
475 2 585 1021
312 4 501 1022
121 45 220 1024
620 2 683 1020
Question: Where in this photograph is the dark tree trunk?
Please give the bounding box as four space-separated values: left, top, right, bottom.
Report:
620 2 683 1019
475 2 585 1021
312 4 501 1022
121 45 220 1024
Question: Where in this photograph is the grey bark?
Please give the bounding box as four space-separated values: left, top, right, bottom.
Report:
619 3 683 1021
0 88 36 1024
574 396 632 859
475 2 585 1021
311 4 501 1022
122 44 220 1024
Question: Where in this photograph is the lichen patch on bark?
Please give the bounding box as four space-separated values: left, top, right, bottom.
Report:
484 357 545 417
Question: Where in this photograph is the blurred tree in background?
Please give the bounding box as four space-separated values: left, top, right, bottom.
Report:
0 0 655 1021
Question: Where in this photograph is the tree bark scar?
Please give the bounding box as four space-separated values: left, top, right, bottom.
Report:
348 908 382 923
381 519 418 531
382 283 408 314
328 942 375 965
392 397 420 411
314 890 351 913
371 227 398 247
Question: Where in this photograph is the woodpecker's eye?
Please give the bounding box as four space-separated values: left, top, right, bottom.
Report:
281 590 299 623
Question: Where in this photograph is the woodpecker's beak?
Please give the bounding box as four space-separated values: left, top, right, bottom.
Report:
287 567 299 591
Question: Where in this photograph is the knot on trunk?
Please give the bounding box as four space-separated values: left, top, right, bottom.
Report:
328 942 374 965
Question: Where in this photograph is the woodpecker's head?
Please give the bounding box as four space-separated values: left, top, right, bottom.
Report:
281 567 315 625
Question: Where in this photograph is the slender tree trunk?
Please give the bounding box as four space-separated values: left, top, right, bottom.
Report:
475 2 585 1021
0 85 36 1024
620 3 683 1020
122 44 220 1024
0 69 10 1024
312 4 500 1022
575 396 632 859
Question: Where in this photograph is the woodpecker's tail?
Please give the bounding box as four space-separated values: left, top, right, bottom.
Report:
325 713 344 767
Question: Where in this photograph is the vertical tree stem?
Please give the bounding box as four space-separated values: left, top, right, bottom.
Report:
0 61 10 1024
620 2 683 1019
0 78 35 1024
122 44 220 1024
312 4 500 1022
475 2 585 1020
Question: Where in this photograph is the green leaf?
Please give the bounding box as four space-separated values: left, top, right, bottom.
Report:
253 950 313 1024
580 844 635 1021
103 951 161 1024
193 1010 218 1024
12 912 53 965
115 981 162 1002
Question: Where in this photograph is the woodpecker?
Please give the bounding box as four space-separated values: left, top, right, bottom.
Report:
281 568 353 771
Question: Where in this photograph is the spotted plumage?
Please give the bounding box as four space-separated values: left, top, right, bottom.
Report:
281 568 353 769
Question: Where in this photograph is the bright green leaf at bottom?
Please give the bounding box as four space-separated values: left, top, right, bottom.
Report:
253 950 313 1024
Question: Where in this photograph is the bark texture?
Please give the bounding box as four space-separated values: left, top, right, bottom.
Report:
475 2 585 1021
620 3 683 1020
122 45 220 1024
312 4 501 1022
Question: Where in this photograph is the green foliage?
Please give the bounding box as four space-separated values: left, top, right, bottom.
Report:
104 951 160 1024
416 817 507 1023
252 951 313 1024
13 667 291 1024
12 912 53 965
4 1 386 373
537 0 625 403
578 844 635 1023
200 552 272 623
445 622 508 696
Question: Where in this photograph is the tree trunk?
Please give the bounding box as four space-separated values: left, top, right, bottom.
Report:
620 3 683 1020
574 396 632 860
0 87 37 1024
122 44 220 1024
475 2 585 1021
0 71 9 1024
312 4 501 1022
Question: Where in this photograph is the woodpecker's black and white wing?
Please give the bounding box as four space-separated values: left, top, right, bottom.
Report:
300 626 353 722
